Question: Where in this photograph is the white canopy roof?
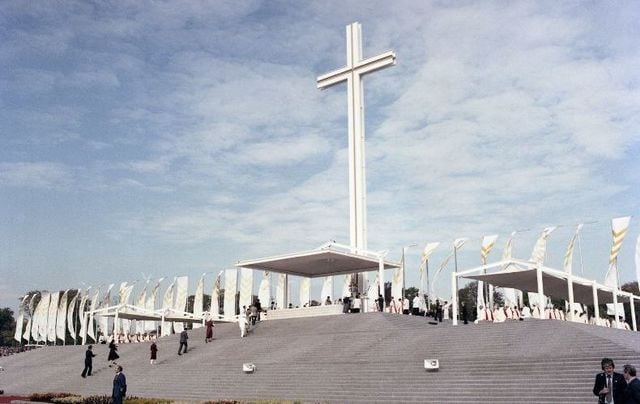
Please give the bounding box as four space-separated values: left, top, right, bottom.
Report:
458 259 638 305
235 242 400 278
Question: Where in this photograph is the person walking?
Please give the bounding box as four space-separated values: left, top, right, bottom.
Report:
112 365 127 404
150 341 158 365
107 339 119 367
178 329 188 355
205 318 215 343
81 345 96 378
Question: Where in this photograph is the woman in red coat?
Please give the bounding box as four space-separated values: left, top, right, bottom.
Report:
205 319 215 343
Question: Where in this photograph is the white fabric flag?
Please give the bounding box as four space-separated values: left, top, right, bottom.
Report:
97 284 113 340
173 276 189 333
23 295 35 342
56 290 68 342
67 292 78 340
47 292 60 343
419 242 440 307
192 274 205 328
210 272 222 317
433 238 468 299
501 231 518 307
605 216 631 288
224 269 238 317
36 292 50 343
276 273 286 310
392 263 403 303
258 272 270 310
366 273 379 312
299 277 310 307
145 278 162 333
78 289 90 343
529 227 556 308
563 224 584 274
320 276 332 305
530 227 557 264
119 282 135 335
239 268 253 312
88 288 101 342
134 281 148 334
635 235 640 290
162 278 176 311
14 295 28 342
478 235 498 314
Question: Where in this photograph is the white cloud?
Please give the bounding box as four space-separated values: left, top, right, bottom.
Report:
0 162 72 188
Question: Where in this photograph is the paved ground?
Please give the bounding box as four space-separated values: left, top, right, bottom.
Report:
1 313 639 403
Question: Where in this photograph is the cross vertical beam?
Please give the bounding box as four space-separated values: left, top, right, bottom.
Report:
317 22 396 254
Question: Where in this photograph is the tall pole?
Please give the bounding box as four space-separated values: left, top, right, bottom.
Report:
426 260 430 311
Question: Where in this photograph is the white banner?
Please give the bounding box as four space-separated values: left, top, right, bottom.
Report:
134 281 147 334
258 272 270 310
239 268 253 311
192 274 205 328
224 269 237 317
36 292 50 343
146 278 162 332
88 287 101 342
67 292 78 340
501 231 518 306
98 284 113 340
276 273 286 310
530 227 557 265
605 216 631 288
56 290 68 342
47 292 59 343
78 290 89 343
13 295 28 342
173 276 189 333
211 273 222 317
563 224 583 274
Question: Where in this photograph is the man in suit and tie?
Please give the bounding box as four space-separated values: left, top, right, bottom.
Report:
593 358 627 404
623 364 640 404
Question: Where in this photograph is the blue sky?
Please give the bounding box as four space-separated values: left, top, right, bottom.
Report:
1 1 639 314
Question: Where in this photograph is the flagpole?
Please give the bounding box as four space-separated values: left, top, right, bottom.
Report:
426 260 430 312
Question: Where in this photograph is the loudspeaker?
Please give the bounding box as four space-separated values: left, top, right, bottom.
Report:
243 363 256 373
424 359 439 371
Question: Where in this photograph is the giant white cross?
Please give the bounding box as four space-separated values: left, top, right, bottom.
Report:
317 22 396 253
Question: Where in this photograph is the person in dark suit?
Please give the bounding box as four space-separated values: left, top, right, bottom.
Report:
112 365 127 404
623 364 640 404
593 358 627 404
178 329 188 355
377 294 384 313
81 345 96 378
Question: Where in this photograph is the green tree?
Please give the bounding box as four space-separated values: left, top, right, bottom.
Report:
0 307 16 346
458 282 478 322
404 287 419 301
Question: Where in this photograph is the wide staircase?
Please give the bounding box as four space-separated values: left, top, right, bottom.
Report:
2 313 639 403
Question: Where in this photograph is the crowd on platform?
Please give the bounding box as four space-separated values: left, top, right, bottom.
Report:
0 345 39 356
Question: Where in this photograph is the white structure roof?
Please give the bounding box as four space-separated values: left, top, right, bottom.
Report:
235 242 400 278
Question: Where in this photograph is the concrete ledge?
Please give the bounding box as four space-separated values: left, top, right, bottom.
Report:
264 305 344 320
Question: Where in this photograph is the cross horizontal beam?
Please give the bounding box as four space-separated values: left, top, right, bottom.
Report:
317 50 396 89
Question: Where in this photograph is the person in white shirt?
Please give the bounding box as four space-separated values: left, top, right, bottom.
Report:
402 297 410 315
412 295 421 315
